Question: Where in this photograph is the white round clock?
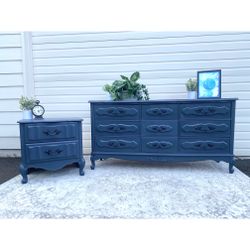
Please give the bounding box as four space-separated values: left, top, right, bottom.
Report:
32 100 45 119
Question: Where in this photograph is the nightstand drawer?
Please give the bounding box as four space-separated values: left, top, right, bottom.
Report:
94 120 140 136
180 102 231 119
142 137 177 153
25 122 77 142
94 136 141 153
26 141 79 163
94 104 140 120
179 120 231 137
179 138 230 154
142 104 177 120
142 120 177 136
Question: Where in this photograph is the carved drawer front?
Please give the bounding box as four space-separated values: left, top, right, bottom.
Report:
25 122 77 142
26 141 79 163
142 104 177 120
142 137 177 153
142 120 177 136
94 104 140 120
94 136 140 153
95 121 140 136
179 138 230 153
179 120 230 137
180 102 231 119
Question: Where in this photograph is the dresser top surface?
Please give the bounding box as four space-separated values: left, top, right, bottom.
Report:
89 98 238 104
18 117 83 124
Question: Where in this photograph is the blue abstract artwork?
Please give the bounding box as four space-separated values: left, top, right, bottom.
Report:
198 70 221 98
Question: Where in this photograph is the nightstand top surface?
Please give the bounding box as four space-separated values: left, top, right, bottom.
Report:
18 117 83 123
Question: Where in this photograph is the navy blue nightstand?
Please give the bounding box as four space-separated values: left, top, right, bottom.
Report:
18 118 85 184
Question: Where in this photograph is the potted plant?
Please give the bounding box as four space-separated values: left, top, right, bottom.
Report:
185 78 197 99
103 71 150 101
19 96 36 119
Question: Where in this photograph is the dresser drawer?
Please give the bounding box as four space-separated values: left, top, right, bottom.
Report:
94 120 140 136
142 104 177 120
142 137 177 153
142 120 177 137
180 102 231 119
94 136 141 153
179 120 231 137
94 104 140 120
25 122 78 142
26 141 79 163
179 138 230 154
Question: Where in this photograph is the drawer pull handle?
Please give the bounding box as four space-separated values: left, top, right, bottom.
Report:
182 123 229 133
182 106 229 116
43 129 61 136
97 139 137 149
147 141 173 149
181 141 228 150
45 149 63 156
146 108 173 116
96 107 137 117
147 125 172 133
97 124 137 133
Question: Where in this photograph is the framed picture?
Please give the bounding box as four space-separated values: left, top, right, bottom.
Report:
197 70 221 99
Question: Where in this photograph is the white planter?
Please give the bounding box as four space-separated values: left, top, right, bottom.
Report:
22 110 33 119
121 91 138 101
187 91 197 99
105 92 112 100
105 92 137 101
122 97 137 101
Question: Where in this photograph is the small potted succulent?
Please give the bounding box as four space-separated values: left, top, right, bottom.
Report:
103 71 149 101
19 96 36 119
185 78 197 99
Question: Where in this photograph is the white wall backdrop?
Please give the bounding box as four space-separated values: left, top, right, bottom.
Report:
1 32 250 156
0 33 24 153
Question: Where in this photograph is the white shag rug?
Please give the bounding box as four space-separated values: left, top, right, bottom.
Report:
0 159 249 218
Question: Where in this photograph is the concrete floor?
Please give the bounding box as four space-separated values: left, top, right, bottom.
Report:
0 159 249 219
235 158 250 177
0 158 20 184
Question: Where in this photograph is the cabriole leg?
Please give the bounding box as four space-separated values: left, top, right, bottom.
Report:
229 161 234 174
20 164 28 184
90 155 95 170
79 158 85 176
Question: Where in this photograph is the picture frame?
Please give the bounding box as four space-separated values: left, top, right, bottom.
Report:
197 70 221 99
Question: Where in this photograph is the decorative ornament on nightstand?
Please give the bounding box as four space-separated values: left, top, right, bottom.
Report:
19 96 36 119
32 100 45 119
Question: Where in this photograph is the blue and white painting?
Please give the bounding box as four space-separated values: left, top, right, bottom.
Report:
198 71 220 98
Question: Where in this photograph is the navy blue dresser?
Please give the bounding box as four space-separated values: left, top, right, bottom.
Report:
89 99 237 173
18 118 85 184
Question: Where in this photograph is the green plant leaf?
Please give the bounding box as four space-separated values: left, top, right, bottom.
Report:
103 84 112 92
130 71 140 82
185 78 197 91
120 75 129 81
113 80 124 86
19 96 36 110
103 71 149 101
